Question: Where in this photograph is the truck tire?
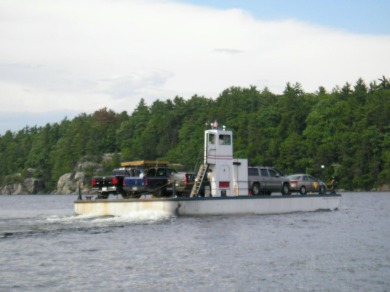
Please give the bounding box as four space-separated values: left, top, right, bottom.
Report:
153 185 167 197
98 192 109 199
252 183 261 196
131 192 141 198
281 183 289 195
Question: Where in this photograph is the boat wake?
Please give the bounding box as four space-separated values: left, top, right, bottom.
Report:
0 211 174 240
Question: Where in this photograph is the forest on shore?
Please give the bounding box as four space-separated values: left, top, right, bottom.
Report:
0 77 389 192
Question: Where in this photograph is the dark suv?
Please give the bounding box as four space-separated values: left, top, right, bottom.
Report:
248 166 290 195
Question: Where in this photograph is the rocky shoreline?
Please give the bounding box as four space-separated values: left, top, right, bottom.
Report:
0 172 95 195
0 161 102 195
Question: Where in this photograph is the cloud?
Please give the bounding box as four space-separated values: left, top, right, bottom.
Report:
99 69 174 99
0 0 389 133
214 49 244 54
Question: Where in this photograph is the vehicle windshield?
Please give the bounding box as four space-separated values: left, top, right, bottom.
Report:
273 168 285 176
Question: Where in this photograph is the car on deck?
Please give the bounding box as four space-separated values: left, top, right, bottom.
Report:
248 166 290 195
166 171 196 197
287 174 326 195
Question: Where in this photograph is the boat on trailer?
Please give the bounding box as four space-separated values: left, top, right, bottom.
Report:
74 122 341 216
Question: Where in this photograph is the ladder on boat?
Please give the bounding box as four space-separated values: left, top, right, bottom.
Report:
190 164 209 197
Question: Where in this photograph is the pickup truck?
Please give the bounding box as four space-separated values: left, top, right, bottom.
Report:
91 168 135 199
248 166 290 195
122 167 178 198
167 172 196 197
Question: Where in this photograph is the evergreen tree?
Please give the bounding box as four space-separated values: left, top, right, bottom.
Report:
0 77 389 191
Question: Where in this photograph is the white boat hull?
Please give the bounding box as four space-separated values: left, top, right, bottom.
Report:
74 194 341 217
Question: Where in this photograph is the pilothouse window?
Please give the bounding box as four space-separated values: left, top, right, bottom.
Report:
219 134 231 145
209 134 215 144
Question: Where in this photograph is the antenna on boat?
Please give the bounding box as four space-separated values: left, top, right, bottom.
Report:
204 120 228 130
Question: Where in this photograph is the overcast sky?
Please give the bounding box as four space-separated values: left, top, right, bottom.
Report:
1 0 389 134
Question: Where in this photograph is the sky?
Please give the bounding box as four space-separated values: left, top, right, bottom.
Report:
1 0 389 134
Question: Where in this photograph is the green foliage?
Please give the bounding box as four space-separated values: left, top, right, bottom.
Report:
0 77 389 191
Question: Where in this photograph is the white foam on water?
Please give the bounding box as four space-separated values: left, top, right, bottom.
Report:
119 209 174 222
45 210 174 226
45 214 102 223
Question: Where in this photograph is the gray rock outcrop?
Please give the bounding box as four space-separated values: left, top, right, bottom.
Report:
0 178 45 195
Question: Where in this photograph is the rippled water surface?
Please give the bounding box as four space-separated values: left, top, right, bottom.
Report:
0 192 389 291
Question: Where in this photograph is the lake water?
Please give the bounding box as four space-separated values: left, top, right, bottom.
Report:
0 192 389 291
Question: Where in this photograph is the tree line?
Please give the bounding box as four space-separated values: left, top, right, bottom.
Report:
0 77 389 191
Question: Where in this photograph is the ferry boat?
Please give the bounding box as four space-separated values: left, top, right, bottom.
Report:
74 123 341 216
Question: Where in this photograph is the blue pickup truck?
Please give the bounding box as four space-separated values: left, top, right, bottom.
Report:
121 160 178 198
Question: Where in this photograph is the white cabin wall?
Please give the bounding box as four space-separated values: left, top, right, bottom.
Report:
208 164 217 196
233 159 249 196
